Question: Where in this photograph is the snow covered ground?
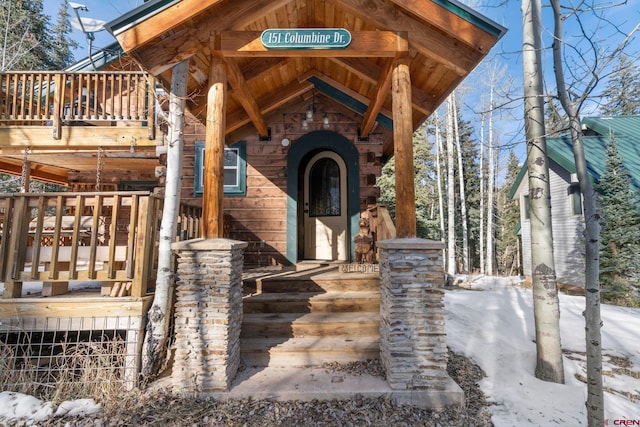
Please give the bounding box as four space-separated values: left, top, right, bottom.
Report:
446 276 640 426
2 277 639 426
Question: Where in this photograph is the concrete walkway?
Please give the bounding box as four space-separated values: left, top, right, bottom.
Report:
210 365 464 409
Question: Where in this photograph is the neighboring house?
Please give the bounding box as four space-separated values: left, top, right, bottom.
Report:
510 116 640 287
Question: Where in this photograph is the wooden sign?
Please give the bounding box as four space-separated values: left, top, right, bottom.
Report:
261 28 351 50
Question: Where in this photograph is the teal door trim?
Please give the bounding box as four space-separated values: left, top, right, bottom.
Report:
286 130 360 264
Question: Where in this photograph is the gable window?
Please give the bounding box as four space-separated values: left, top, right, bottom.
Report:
194 141 246 196
568 184 582 215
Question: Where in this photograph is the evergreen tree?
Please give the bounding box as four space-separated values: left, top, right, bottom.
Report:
496 150 522 275
50 0 78 69
0 173 20 192
0 0 52 70
456 108 481 270
600 55 640 116
596 137 640 304
377 128 439 240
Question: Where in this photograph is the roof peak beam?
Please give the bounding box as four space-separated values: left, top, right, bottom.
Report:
214 31 408 58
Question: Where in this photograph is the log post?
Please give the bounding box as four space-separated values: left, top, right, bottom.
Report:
391 57 416 237
202 56 227 238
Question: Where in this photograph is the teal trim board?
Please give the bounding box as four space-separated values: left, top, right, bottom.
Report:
286 130 360 264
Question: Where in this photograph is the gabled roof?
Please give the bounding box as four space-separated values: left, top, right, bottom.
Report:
582 116 640 139
104 0 506 157
509 116 640 199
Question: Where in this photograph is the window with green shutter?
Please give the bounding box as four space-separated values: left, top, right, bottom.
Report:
194 140 246 196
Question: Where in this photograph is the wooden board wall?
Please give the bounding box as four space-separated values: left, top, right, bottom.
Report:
180 99 384 266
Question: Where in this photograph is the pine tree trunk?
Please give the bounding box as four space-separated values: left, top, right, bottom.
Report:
550 0 603 422
445 96 457 276
452 92 469 273
141 60 188 378
522 0 565 384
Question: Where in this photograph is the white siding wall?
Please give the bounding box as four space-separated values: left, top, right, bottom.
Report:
514 159 586 287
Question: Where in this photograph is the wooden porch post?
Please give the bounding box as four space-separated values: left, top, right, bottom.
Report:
391 57 416 237
202 56 227 238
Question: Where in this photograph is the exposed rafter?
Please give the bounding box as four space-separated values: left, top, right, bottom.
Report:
328 57 436 115
222 56 269 138
360 58 395 137
324 0 476 75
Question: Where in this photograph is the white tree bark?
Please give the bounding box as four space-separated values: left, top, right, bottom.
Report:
521 0 564 384
434 112 446 267
141 60 188 378
550 1 603 422
452 92 469 273
446 96 456 276
486 83 495 275
479 112 485 275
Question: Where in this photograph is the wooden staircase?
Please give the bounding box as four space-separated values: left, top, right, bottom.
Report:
241 269 381 367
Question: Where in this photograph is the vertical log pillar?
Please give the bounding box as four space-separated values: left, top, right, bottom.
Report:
202 56 226 238
391 57 416 237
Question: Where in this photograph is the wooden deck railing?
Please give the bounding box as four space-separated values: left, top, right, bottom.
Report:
0 192 201 299
0 71 156 139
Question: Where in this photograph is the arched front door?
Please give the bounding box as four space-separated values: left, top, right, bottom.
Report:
303 151 348 261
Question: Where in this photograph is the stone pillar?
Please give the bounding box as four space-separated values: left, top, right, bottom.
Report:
171 238 247 393
378 238 448 390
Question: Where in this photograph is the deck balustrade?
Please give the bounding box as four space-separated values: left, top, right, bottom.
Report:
0 71 156 143
0 192 201 299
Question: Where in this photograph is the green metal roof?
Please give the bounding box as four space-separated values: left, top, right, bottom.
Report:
65 42 125 71
509 116 640 199
582 116 640 139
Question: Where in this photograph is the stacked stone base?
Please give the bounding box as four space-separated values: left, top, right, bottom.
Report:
171 238 247 393
378 238 449 391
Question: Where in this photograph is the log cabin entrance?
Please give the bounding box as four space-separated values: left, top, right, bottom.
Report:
286 130 361 264
303 151 348 261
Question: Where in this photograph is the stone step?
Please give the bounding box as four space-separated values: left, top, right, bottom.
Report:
240 336 380 367
241 312 380 338
246 273 380 294
243 291 380 313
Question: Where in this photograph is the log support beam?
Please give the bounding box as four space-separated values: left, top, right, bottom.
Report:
202 56 226 238
391 57 416 237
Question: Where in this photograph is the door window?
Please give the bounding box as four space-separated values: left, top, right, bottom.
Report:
309 158 341 217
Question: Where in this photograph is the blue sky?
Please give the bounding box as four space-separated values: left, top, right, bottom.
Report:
43 0 141 57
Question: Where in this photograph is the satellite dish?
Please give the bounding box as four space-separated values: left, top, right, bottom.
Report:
69 2 88 11
71 17 106 33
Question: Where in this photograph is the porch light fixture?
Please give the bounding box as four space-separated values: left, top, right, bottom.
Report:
306 91 315 122
323 113 330 129
281 114 290 147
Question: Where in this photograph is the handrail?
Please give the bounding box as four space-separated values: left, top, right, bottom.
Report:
0 71 156 139
367 204 397 243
